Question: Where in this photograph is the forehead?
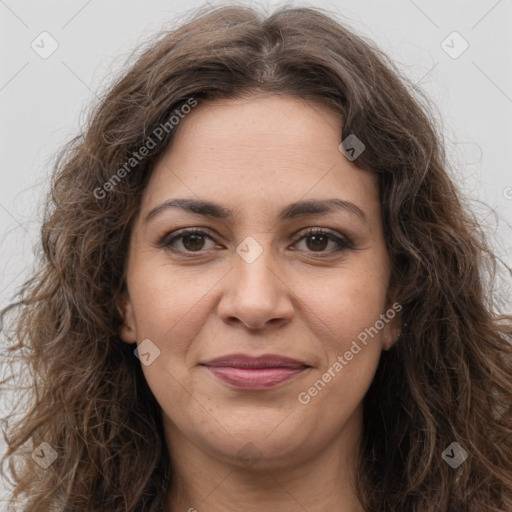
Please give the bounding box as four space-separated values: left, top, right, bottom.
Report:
140 95 380 223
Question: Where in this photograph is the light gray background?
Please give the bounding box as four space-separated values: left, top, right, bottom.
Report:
1 0 511 501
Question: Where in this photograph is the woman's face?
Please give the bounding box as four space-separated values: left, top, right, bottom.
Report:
119 94 400 470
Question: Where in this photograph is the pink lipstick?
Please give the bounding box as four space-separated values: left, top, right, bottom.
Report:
201 354 310 390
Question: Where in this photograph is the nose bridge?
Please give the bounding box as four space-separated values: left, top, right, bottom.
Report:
217 234 293 329
233 234 279 301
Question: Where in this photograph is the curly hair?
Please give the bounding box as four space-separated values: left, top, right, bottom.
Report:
1 4 511 511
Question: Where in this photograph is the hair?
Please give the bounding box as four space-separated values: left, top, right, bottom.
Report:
1 4 511 511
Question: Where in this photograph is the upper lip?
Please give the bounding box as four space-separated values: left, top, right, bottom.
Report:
201 353 310 369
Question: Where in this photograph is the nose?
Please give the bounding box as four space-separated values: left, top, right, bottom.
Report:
216 244 294 331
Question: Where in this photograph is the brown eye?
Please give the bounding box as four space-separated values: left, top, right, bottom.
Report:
305 233 329 251
157 227 353 256
294 228 352 253
180 233 207 251
157 229 216 253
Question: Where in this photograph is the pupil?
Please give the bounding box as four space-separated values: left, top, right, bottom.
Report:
184 234 204 251
307 235 327 251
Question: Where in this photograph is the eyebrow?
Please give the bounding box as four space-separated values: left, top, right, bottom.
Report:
144 197 369 224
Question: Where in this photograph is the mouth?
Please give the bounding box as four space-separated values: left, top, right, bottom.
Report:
200 353 311 390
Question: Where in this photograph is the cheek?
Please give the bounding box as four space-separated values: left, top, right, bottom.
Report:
127 259 212 336
294 266 389 407
126 264 220 390
302 265 389 343
295 275 386 421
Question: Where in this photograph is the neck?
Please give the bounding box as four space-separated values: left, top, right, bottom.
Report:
164 405 367 512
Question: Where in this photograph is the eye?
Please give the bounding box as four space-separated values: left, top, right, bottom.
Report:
157 227 353 255
292 228 353 253
157 228 217 253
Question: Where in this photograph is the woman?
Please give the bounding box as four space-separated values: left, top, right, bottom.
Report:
1 5 511 511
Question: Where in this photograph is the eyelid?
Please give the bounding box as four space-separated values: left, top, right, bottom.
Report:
156 227 218 249
156 226 354 254
293 227 354 250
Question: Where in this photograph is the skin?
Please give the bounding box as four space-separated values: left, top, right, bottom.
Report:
118 94 402 511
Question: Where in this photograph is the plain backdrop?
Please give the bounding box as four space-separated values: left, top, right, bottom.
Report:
1 0 511 500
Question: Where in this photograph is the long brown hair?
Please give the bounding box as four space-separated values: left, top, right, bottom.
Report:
1 5 511 511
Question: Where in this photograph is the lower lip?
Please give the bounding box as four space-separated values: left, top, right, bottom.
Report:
204 366 308 389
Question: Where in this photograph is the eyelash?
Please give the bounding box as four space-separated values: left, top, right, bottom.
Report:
157 227 353 256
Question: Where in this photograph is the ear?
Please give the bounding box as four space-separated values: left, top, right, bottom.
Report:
381 300 403 351
116 291 137 343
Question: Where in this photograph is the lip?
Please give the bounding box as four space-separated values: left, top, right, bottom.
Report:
202 353 310 369
200 353 311 390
